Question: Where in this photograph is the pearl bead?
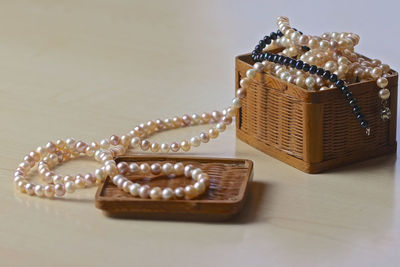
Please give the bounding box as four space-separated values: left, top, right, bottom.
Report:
180 140 191 152
380 64 390 73
173 163 184 175
140 163 151 174
208 128 219 139
53 175 63 184
95 168 106 181
231 97 241 110
16 181 26 192
377 77 388 88
25 183 35 195
171 117 182 127
29 151 41 162
150 142 160 152
194 181 206 194
120 135 131 147
160 143 170 153
116 177 125 189
122 180 132 192
129 163 140 174
371 67 383 79
253 62 264 72
162 163 173 175
34 185 44 197
184 165 194 177
24 155 35 167
55 139 66 149
319 40 329 50
141 140 151 151
190 136 201 147
14 176 24 184
151 163 161 175
308 38 319 49
45 142 57 154
246 69 256 79
182 115 191 125
75 141 87 153
174 187 185 198
201 112 212 123
298 35 309 45
116 162 129 175
139 185 150 198
184 185 198 200
54 184 65 197
100 139 110 149
162 188 174 200
85 146 95 157
75 177 85 188
129 183 140 196
295 76 306 88
44 185 55 198
211 110 222 122
84 173 96 186
324 61 338 72
150 187 162 200
379 88 390 100
188 114 199 125
216 123 226 132
109 135 120 146
236 88 247 99
222 115 232 125
305 76 316 89
170 142 180 152
130 137 141 149
199 132 210 143
65 181 75 193
105 164 118 176
43 171 54 184
240 78 250 88
191 168 202 180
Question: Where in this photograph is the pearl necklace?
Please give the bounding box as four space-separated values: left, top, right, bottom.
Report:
13 105 241 199
247 17 394 134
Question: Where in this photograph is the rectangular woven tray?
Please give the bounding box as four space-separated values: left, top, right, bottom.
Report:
95 155 253 221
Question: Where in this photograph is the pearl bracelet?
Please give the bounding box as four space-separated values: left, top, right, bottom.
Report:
112 162 209 200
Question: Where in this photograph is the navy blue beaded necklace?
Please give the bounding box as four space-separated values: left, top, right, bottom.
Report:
250 30 370 135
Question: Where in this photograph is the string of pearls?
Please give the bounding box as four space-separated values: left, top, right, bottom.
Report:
112 162 209 200
273 16 392 120
13 102 242 199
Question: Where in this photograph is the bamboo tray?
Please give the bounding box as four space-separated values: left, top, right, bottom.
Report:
95 155 253 221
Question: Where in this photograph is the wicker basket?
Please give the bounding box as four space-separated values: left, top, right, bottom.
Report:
235 52 398 173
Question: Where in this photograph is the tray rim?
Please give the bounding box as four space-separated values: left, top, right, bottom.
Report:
95 155 254 206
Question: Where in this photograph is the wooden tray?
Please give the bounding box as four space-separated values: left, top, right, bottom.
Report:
95 155 253 221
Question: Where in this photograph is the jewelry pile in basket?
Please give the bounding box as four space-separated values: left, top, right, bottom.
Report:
239 16 393 135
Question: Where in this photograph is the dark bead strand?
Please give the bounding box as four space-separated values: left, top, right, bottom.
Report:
252 29 309 61
251 35 370 133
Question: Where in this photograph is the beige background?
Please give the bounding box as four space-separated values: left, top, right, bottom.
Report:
1 0 399 266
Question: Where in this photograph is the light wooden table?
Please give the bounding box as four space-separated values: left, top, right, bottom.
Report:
1 1 399 266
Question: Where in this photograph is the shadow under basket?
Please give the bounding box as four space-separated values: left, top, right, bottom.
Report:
235 53 398 174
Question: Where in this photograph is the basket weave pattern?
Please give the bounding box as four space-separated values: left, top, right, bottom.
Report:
235 53 398 173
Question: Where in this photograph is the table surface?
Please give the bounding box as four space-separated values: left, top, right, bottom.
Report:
1 1 400 266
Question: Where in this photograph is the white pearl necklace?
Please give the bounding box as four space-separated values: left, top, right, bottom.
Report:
13 102 242 200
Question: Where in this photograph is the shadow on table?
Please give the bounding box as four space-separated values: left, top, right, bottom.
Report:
322 153 397 175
